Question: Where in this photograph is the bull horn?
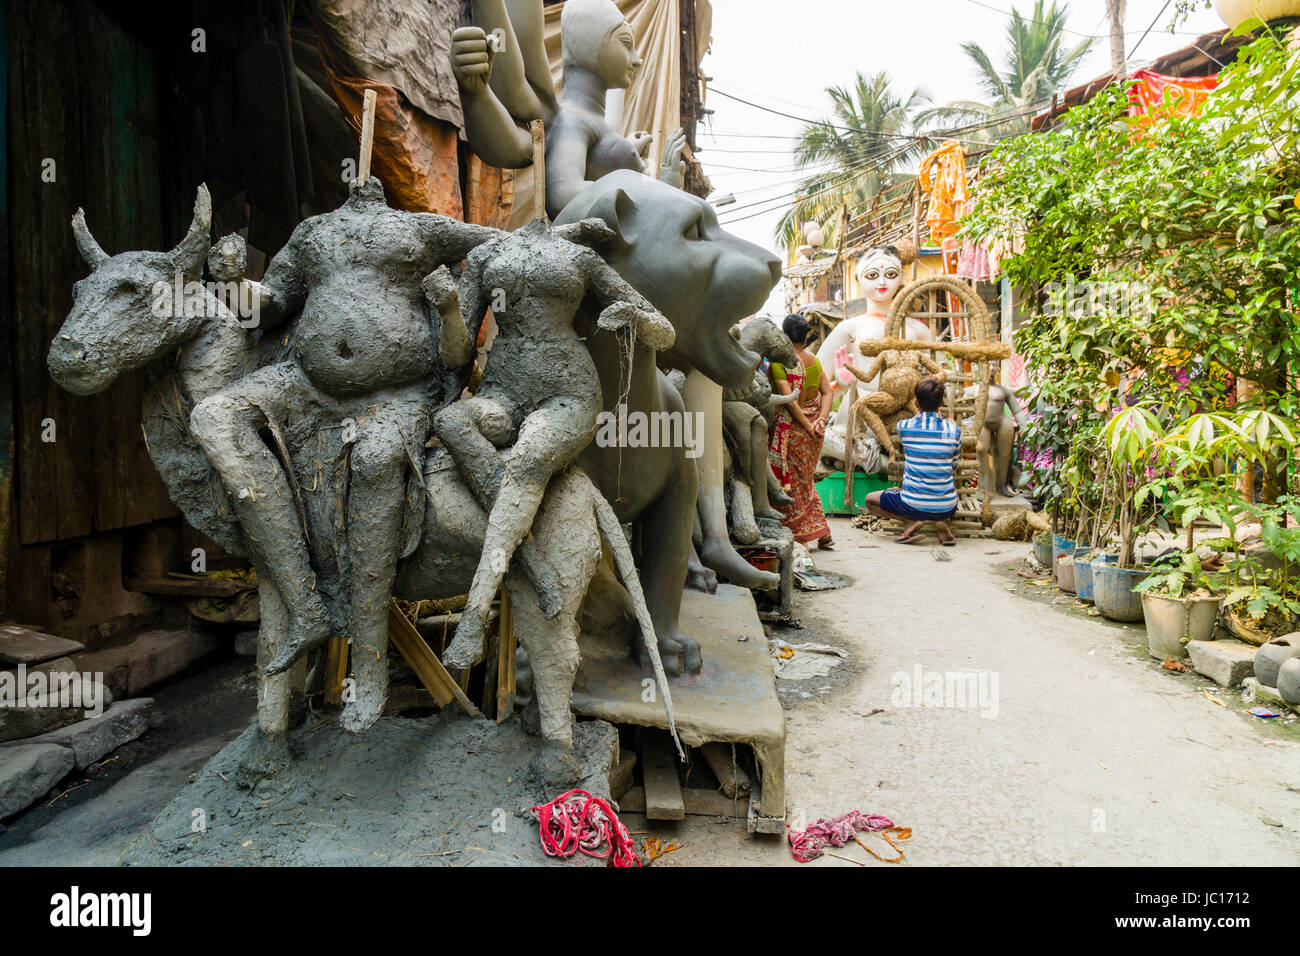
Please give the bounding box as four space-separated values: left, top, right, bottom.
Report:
71 209 109 269
168 184 212 277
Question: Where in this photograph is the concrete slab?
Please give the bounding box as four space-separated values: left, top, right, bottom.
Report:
6 699 154 770
0 743 74 819
1188 639 1257 687
0 672 113 743
72 628 222 697
572 583 786 824
0 626 84 666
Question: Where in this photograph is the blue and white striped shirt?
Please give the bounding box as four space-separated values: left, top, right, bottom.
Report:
896 412 961 514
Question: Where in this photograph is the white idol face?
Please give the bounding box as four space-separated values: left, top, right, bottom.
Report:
858 253 903 306
596 21 641 90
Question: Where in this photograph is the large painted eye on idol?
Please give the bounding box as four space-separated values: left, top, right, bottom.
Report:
865 269 880 281
885 268 900 280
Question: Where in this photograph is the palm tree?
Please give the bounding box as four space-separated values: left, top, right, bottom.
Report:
776 71 928 249
919 0 1096 139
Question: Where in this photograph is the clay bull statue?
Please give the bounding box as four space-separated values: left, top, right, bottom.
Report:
49 185 675 781
48 172 778 778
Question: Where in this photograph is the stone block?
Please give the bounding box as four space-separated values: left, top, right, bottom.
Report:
72 628 222 697
0 743 74 818
6 699 153 770
0 668 113 742
1187 639 1257 688
0 625 84 665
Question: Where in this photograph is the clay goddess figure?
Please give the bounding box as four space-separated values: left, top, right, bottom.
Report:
188 176 497 732
429 217 674 670
815 246 930 470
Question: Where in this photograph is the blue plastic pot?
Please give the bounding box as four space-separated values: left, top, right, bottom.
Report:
1075 552 1117 604
1093 562 1148 622
1033 533 1053 568
1074 552 1097 602
1052 534 1077 565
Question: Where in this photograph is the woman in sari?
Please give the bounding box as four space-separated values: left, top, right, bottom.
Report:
768 314 835 549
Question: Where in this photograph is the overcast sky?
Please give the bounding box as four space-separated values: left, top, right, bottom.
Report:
697 0 1228 274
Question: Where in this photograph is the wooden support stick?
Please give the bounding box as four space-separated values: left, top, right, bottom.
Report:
700 742 751 798
496 589 516 724
530 119 546 221
324 636 349 707
357 88 377 186
387 600 480 717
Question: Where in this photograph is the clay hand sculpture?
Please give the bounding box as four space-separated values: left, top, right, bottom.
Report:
845 347 948 461
451 0 558 169
188 176 498 732
432 217 675 672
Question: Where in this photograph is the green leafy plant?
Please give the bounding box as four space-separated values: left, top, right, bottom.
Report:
1133 548 1219 599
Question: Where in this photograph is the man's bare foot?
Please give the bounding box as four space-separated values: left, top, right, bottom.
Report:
936 522 957 546
895 521 924 544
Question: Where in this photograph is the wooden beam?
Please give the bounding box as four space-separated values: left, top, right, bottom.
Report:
495 589 516 724
323 636 348 707
640 731 685 821
125 575 248 598
530 120 546 221
387 600 480 717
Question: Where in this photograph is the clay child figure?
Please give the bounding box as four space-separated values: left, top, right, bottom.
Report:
846 347 949 461
429 217 674 669
189 176 498 732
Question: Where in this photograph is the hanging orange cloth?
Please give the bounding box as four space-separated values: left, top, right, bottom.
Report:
1127 69 1219 134
918 141 968 241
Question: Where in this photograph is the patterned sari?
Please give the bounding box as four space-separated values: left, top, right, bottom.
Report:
768 359 830 544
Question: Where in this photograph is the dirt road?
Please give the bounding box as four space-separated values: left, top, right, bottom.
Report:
635 516 1300 866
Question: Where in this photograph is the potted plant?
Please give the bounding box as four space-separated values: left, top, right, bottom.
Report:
1091 406 1161 621
1135 549 1224 659
1221 503 1300 644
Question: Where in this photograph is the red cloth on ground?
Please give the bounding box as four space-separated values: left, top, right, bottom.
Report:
787 810 894 863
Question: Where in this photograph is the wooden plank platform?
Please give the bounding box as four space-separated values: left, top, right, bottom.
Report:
571 584 785 829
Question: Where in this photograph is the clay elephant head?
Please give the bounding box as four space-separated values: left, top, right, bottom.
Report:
555 170 781 389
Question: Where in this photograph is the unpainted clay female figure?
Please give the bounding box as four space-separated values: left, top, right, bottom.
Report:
429 217 675 669
450 0 688 220
546 0 686 218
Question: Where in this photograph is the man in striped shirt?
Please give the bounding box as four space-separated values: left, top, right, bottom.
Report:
862 376 960 546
